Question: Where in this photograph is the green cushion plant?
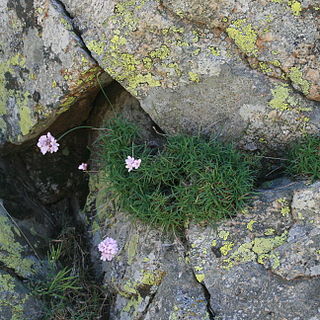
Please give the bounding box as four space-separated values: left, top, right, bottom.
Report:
100 117 257 230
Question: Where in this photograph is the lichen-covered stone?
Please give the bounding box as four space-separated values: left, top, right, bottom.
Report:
0 201 35 278
61 0 319 151
0 270 42 320
186 179 320 319
86 172 211 320
0 0 111 147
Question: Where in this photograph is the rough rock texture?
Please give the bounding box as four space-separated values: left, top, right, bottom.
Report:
61 0 320 151
0 200 44 319
0 0 112 147
86 171 320 319
0 270 42 320
187 179 320 319
86 174 212 320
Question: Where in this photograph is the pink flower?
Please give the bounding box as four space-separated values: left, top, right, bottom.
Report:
78 163 88 171
98 237 119 261
125 156 141 172
37 132 59 155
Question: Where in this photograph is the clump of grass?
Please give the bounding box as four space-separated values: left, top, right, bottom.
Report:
287 135 320 181
28 224 108 320
100 117 257 230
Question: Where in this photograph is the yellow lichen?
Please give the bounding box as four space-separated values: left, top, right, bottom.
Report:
0 273 28 319
123 295 143 313
288 0 302 15
195 273 205 282
87 40 105 56
220 241 235 256
141 270 164 286
127 234 139 265
0 214 34 277
222 231 288 270
252 232 288 255
264 228 275 236
258 62 273 74
247 220 256 232
269 84 290 111
188 72 200 82
209 47 220 56
19 93 34 136
218 230 229 240
149 45 171 60
142 57 153 70
192 48 201 56
226 19 258 56
288 67 310 95
281 206 290 216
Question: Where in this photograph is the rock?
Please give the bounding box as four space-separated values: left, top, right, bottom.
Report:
162 0 320 101
0 270 42 320
85 173 211 320
83 90 320 319
0 0 112 147
186 179 320 319
0 200 38 278
61 0 319 151
0 199 49 319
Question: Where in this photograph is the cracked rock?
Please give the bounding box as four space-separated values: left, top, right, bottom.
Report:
61 0 320 152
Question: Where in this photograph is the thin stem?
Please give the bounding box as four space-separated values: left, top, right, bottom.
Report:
97 74 115 114
57 126 110 141
256 155 289 161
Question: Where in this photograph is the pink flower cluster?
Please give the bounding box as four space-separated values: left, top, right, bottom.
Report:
98 237 119 261
37 133 142 174
125 156 141 172
37 132 60 155
78 163 88 171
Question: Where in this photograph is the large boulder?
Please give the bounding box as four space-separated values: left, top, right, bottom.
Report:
61 0 319 151
0 0 112 147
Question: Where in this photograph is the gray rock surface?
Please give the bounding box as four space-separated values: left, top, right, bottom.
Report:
186 179 320 319
61 0 320 151
0 0 111 147
0 200 45 319
86 174 211 320
0 270 42 320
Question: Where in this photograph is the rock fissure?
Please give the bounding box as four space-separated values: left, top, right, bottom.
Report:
190 269 216 320
52 0 102 67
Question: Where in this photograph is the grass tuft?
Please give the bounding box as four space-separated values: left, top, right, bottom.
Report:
287 135 320 181
28 223 108 320
100 117 257 230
